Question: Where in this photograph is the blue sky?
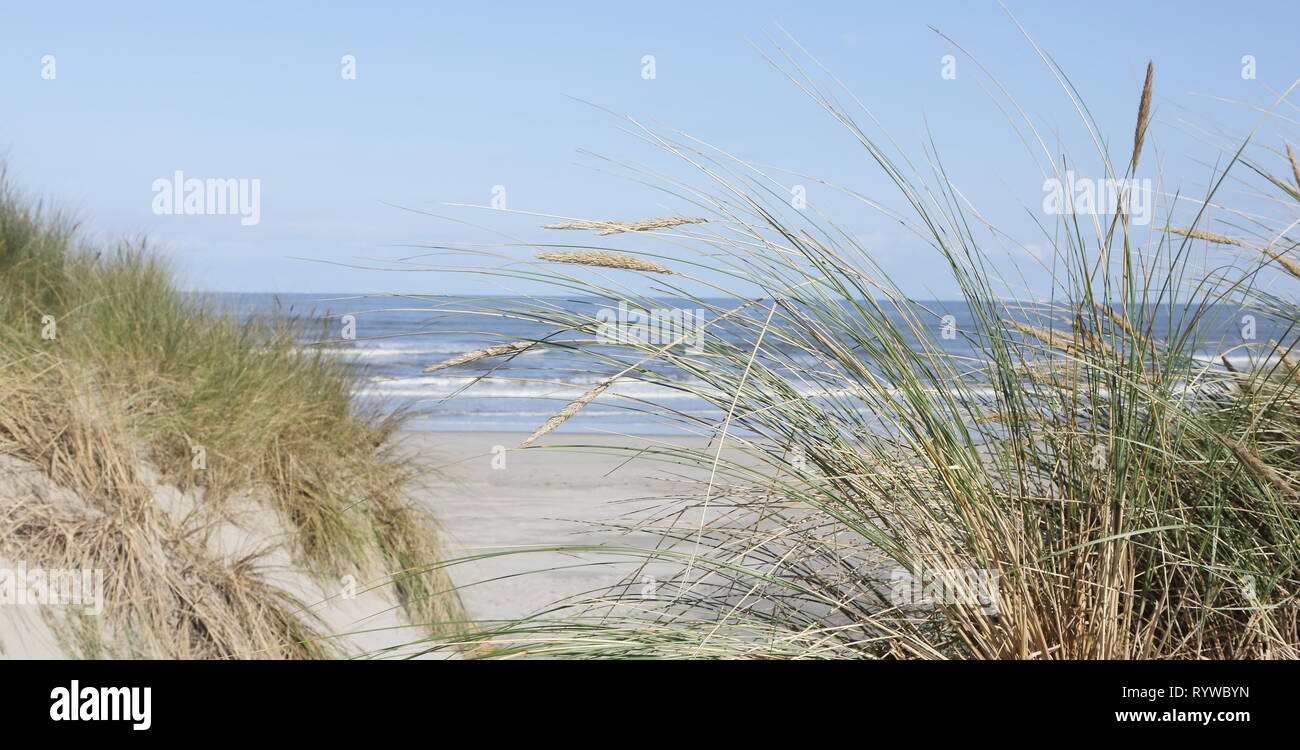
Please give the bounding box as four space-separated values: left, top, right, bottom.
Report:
1 0 1295 297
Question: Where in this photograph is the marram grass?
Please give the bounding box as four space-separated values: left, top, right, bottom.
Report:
423 339 537 372
540 216 709 236
534 250 676 274
402 38 1300 659
0 175 466 658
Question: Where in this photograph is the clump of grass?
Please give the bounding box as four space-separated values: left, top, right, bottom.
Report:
405 34 1300 659
0 176 466 657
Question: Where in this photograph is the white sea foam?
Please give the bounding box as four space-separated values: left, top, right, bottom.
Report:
310 343 550 359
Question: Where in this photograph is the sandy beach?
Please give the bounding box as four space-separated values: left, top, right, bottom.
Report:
395 430 731 626
0 428 737 659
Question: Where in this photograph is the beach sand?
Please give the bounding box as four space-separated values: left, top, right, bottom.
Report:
396 430 733 625
0 430 743 658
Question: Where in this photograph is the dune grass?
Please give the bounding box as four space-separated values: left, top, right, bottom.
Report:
398 37 1300 659
0 172 465 658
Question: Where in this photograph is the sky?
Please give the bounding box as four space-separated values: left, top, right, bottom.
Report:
0 0 1296 297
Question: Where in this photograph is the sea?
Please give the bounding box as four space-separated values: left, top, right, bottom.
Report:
196 293 1285 435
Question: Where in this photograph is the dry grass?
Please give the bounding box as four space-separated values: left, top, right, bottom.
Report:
518 378 614 448
535 250 676 274
541 216 708 235
1130 61 1154 172
1159 225 1243 246
0 179 466 658
423 340 537 373
1287 142 1300 190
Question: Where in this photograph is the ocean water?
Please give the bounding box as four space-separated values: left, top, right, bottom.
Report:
196 293 1285 435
